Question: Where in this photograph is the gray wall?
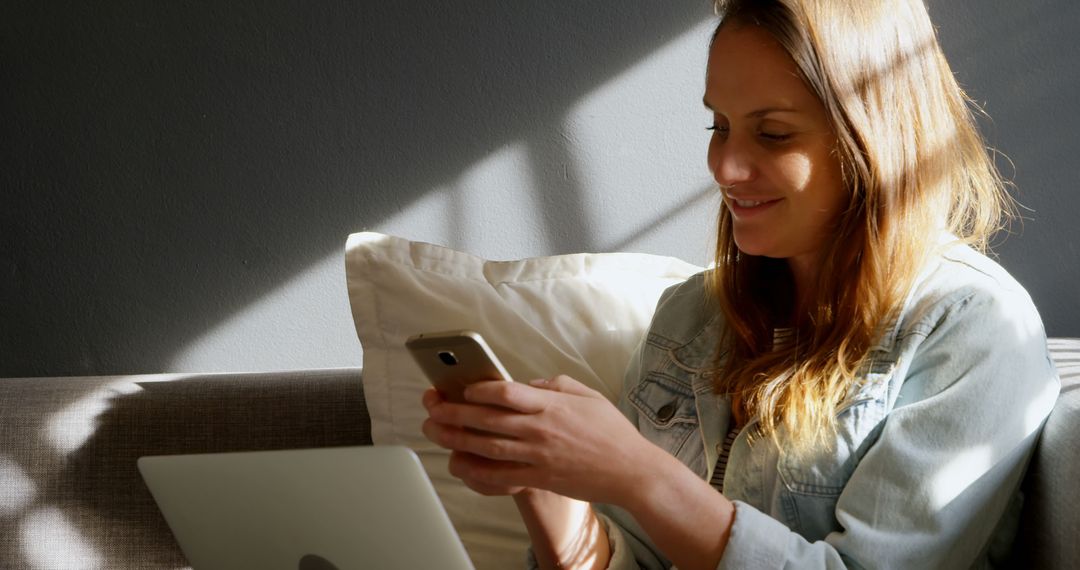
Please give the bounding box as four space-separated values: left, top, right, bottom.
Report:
3 1 1078 378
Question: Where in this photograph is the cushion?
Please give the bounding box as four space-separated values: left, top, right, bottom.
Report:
345 232 701 569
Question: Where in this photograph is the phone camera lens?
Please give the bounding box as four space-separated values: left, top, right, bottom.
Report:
437 351 458 366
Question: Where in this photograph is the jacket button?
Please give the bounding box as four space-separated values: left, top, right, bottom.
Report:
657 402 676 422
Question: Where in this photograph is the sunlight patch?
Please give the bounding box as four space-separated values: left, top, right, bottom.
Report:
46 381 146 456
166 251 359 373
928 446 992 510
453 142 541 257
20 507 104 569
372 185 457 248
564 18 717 258
374 141 540 259
0 456 36 516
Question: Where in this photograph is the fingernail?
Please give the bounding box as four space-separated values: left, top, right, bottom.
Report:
529 378 549 386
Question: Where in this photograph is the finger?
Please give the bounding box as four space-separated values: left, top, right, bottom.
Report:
432 420 537 462
424 416 507 452
462 479 525 497
447 453 526 496
423 418 516 457
462 380 554 414
427 398 524 434
425 412 544 466
449 451 536 491
528 374 602 398
421 418 454 449
436 397 552 443
422 387 443 411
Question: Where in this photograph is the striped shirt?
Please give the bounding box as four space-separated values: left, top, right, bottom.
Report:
710 327 794 493
709 426 740 492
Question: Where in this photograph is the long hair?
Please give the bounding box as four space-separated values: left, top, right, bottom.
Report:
707 0 1014 453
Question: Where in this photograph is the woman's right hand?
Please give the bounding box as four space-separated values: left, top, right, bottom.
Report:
421 387 529 496
419 374 666 510
422 386 610 569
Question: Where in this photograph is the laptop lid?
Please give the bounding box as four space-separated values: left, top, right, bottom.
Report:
137 446 475 570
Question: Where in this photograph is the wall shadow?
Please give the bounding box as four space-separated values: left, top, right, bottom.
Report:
1 0 711 376
5 0 1074 376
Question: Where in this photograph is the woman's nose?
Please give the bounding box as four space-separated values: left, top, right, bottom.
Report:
709 140 755 187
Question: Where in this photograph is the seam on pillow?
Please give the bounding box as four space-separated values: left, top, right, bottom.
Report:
366 270 399 444
374 249 695 287
348 251 396 446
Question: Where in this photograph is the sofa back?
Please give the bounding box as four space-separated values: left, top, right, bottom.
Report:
0 368 370 569
0 340 1076 569
1012 338 1080 568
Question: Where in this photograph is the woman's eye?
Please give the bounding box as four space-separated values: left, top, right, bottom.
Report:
759 131 792 142
707 125 729 133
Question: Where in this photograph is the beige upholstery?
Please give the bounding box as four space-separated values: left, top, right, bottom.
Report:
1011 338 1080 568
0 368 369 570
0 340 1075 569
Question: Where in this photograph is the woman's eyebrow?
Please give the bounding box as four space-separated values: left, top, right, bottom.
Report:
702 99 801 118
746 106 801 118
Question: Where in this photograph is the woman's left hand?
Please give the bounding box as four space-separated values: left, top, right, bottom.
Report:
421 375 662 507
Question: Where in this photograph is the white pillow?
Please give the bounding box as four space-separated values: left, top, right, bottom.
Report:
345 232 701 569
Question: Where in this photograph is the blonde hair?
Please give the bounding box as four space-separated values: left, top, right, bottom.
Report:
707 0 1014 453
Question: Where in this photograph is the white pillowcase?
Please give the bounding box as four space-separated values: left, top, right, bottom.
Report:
345 232 701 569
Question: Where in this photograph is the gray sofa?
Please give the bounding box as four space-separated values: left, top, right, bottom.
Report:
1 340 1077 569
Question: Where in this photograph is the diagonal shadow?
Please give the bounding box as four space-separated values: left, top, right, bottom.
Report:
603 184 718 254
0 0 712 377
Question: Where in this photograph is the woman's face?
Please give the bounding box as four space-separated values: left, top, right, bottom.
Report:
705 23 846 274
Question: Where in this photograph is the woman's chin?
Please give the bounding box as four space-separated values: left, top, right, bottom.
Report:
733 239 776 258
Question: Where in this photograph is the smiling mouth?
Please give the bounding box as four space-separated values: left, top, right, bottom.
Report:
730 197 781 208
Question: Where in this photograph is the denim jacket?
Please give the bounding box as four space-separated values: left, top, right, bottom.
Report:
587 243 1059 569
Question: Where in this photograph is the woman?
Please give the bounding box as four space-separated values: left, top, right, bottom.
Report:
422 0 1060 568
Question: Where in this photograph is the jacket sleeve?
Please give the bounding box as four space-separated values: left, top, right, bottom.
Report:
716 286 1060 569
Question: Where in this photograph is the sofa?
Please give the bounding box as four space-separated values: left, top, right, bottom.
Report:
1 340 1076 569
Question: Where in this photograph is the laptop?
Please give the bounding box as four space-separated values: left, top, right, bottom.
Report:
138 446 475 570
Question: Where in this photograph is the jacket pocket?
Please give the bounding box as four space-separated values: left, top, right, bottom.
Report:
628 372 699 459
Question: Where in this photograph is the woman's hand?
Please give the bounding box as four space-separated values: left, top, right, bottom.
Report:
420 375 661 507
422 377 733 570
420 387 529 496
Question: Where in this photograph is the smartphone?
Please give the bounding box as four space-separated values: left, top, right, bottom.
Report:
405 330 514 403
